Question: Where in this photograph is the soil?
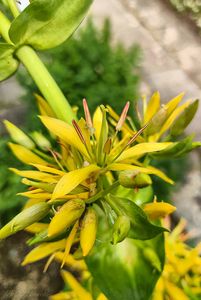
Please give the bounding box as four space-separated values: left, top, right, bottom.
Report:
0 232 63 300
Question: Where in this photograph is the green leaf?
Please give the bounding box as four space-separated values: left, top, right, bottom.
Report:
9 0 93 50
171 100 199 136
109 194 167 240
0 43 19 81
151 135 201 159
112 185 154 206
86 235 165 300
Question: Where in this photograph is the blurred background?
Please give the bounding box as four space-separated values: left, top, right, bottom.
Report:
0 0 201 299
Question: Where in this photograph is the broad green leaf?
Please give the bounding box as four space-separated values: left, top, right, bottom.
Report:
171 100 199 136
109 195 167 240
9 0 93 50
113 185 154 206
0 43 19 81
86 235 165 300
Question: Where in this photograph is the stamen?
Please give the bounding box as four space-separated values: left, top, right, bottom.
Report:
72 120 86 145
126 123 149 146
116 101 130 131
83 98 94 135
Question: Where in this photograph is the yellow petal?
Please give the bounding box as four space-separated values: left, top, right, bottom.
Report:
35 93 55 118
157 100 192 139
40 116 89 158
55 252 87 271
144 91 160 124
108 163 174 184
18 191 51 200
61 270 93 300
25 222 49 233
61 221 79 268
49 291 76 300
165 281 189 300
31 164 65 176
97 295 108 300
8 143 48 165
165 92 185 115
52 165 99 200
115 142 172 162
93 106 103 142
143 202 176 220
21 239 66 265
10 168 59 183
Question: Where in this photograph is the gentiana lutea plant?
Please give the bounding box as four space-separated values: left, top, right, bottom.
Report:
0 1 200 300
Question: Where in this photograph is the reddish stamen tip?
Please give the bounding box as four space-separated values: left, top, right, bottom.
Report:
72 119 86 145
116 101 130 131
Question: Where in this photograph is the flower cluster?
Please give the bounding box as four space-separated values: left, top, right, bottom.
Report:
0 92 198 266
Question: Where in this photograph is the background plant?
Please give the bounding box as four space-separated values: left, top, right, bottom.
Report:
170 0 201 30
17 18 141 130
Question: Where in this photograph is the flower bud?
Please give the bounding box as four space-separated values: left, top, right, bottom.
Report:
4 120 35 149
119 170 152 189
80 207 97 256
31 131 51 151
112 215 130 244
0 202 50 239
143 247 162 272
48 199 85 237
145 106 167 136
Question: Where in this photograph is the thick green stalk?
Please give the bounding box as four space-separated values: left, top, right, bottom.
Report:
0 10 12 43
16 45 75 123
7 0 19 18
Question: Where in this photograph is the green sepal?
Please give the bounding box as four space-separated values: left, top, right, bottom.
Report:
171 100 199 136
109 194 167 240
9 0 93 50
86 234 165 300
151 135 201 159
0 43 19 81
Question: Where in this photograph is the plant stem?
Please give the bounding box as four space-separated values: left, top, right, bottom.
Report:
16 45 76 123
7 0 19 18
86 180 119 204
0 10 12 43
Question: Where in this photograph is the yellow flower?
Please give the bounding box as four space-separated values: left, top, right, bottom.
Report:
1 93 197 261
152 219 201 300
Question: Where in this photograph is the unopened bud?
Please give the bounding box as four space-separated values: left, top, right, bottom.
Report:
4 120 35 149
80 207 97 256
145 106 167 135
48 199 85 237
112 215 130 244
0 202 50 239
119 171 152 189
31 131 51 151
